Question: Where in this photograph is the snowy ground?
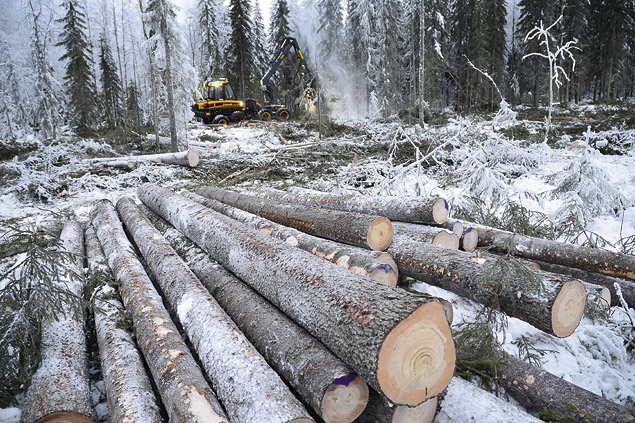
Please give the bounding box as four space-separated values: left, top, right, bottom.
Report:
1 109 634 421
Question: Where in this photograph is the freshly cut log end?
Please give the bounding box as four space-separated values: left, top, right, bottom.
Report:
438 299 454 326
35 412 94 423
450 221 463 238
551 280 587 337
589 286 612 309
320 373 369 423
370 266 399 287
528 262 542 270
186 148 200 167
461 227 478 253
377 302 455 406
432 231 459 250
367 217 394 251
393 397 438 423
432 198 449 224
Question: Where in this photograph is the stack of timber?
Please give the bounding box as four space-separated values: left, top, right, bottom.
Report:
87 148 200 168
138 184 456 407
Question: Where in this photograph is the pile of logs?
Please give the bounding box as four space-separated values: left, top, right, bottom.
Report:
19 185 635 423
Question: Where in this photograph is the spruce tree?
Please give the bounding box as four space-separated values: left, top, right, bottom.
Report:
198 0 223 80
56 0 98 130
561 0 589 104
227 0 254 99
99 34 122 128
481 0 507 109
252 0 269 78
346 0 374 114
451 0 478 110
268 0 294 101
125 81 142 130
317 0 343 67
424 0 451 110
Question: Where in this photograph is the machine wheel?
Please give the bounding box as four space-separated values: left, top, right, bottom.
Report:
258 110 272 120
231 111 246 123
277 108 290 120
213 115 230 125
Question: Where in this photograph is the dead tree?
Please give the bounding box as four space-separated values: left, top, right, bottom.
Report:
138 184 455 407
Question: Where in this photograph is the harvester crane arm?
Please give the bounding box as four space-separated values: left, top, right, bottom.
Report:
260 37 313 104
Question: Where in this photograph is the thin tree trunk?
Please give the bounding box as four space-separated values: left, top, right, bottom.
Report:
21 221 96 423
161 16 178 152
86 225 164 423
116 197 314 423
138 184 455 407
195 187 394 251
140 205 369 423
89 200 228 423
184 191 398 286
136 0 160 149
386 238 587 337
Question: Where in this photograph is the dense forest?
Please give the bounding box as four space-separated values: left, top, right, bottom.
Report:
1 0 634 145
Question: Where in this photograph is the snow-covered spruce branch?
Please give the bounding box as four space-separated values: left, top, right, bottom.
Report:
465 57 517 128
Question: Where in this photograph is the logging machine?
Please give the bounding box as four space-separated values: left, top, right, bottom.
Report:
192 37 316 124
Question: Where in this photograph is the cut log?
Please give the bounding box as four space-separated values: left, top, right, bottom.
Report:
140 205 369 422
21 221 97 423
386 239 587 337
460 227 479 252
456 219 635 281
449 221 464 238
87 148 199 167
86 225 164 423
183 191 398 286
97 160 136 170
498 351 635 423
248 187 449 224
356 389 437 423
139 184 455 407
89 200 229 423
116 197 314 423
392 222 459 250
195 186 394 251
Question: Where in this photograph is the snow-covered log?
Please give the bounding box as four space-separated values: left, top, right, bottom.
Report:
88 148 200 167
89 200 229 423
356 389 437 423
387 239 587 337
460 220 635 281
248 187 449 224
140 205 369 422
138 184 455 407
86 225 164 423
21 221 97 423
115 197 314 423
498 351 635 423
392 222 459 250
96 160 136 170
195 187 393 251
183 191 398 286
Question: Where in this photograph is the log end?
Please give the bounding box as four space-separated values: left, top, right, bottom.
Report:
451 221 464 239
374 253 399 278
35 412 94 423
438 299 454 326
187 148 200 167
432 231 459 250
432 199 449 224
367 217 394 251
377 301 455 406
392 396 438 423
320 373 369 423
551 280 587 337
461 228 478 253
370 266 399 287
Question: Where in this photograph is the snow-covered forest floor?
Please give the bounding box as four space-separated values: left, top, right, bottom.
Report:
1 104 634 422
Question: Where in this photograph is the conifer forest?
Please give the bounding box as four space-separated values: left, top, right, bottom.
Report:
0 0 634 422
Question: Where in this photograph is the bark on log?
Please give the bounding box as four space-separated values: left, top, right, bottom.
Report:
184 191 398 286
21 221 96 423
87 148 199 167
457 219 635 281
86 225 164 423
89 200 229 423
195 187 393 251
386 239 587 337
498 351 634 423
140 205 369 423
392 222 459 250
139 184 455 407
248 187 449 224
356 389 437 423
116 197 314 423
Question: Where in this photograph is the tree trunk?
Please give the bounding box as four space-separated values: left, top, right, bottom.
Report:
21 221 96 423
161 16 178 152
86 225 164 423
356 389 437 423
195 187 393 252
138 184 455 407
89 200 229 423
392 222 459 250
136 0 160 149
88 148 199 167
250 187 449 225
116 197 314 423
184 191 398 286
140 205 369 423
498 351 634 423
386 239 587 337
460 220 635 281
96 160 136 170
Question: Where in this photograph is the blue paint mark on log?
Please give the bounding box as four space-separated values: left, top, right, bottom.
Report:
466 227 473 233
378 264 393 273
444 199 449 210
333 373 358 387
